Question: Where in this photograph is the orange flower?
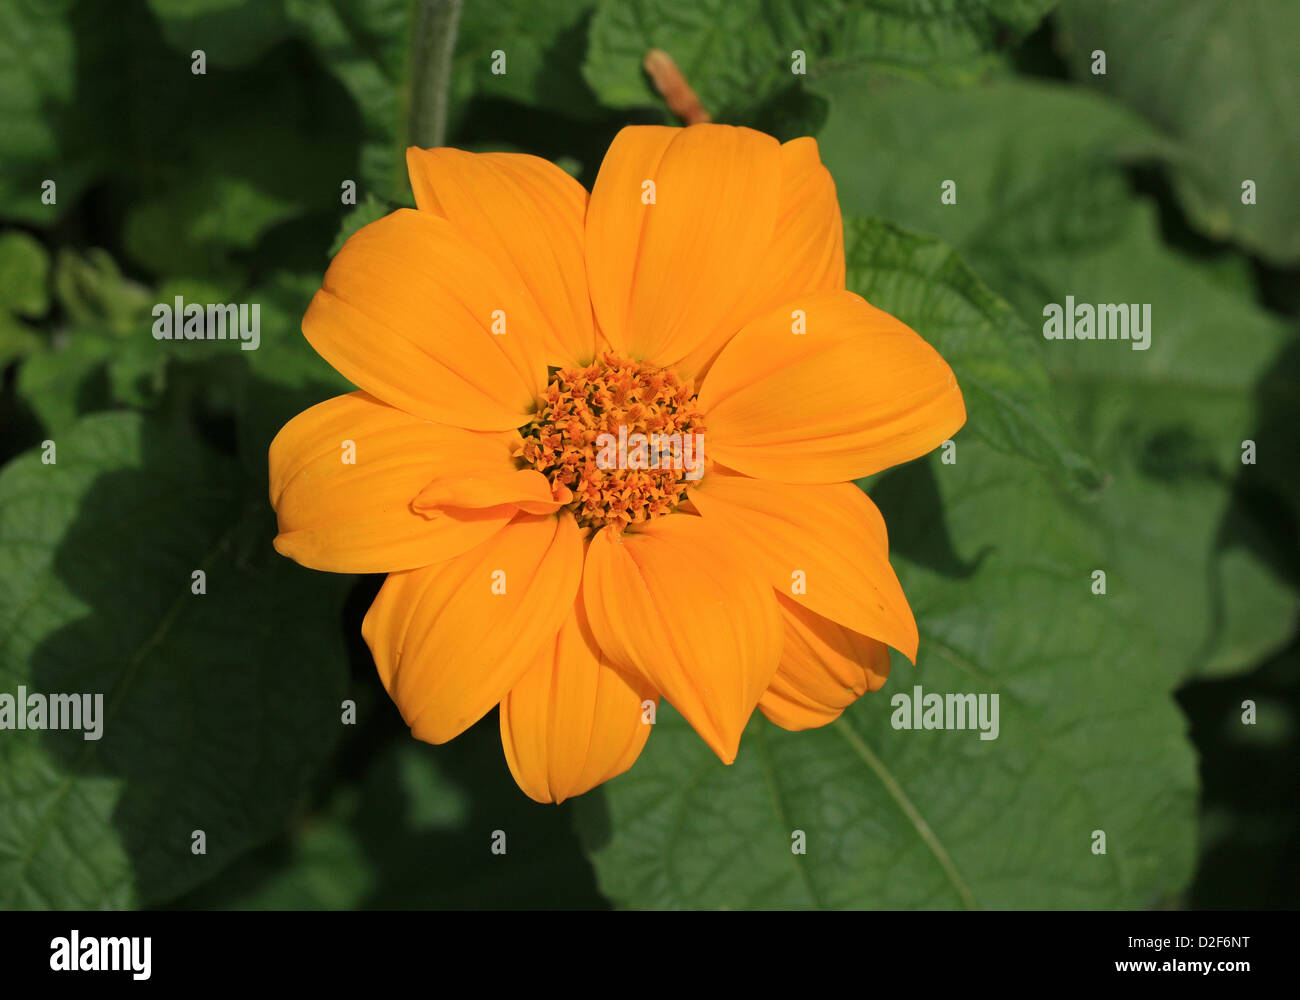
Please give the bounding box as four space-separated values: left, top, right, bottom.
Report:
269 125 965 803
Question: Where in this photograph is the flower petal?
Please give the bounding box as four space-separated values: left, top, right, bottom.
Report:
582 514 782 763
269 391 518 573
303 208 547 431
500 592 657 803
413 468 563 517
759 595 892 731
406 147 597 367
697 289 966 482
677 136 845 380
585 124 781 367
691 471 918 660
757 137 846 307
362 511 583 744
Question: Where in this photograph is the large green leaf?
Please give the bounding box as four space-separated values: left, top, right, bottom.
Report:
1057 0 1300 264
584 0 1057 122
840 218 1094 488
812 71 1165 252
997 202 1295 677
576 220 1197 908
0 412 351 907
812 71 1296 677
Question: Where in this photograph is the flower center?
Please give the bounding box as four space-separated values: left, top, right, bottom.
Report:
518 353 707 534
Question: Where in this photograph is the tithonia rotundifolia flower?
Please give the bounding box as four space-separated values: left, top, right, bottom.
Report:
269 124 965 803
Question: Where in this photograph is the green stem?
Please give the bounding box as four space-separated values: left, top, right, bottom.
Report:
408 0 464 150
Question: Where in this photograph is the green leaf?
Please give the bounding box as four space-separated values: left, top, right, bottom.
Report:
174 728 609 910
19 244 350 474
0 0 75 223
584 0 1057 122
281 0 415 204
576 222 1197 908
18 249 167 434
0 230 50 318
16 329 121 434
0 315 42 369
0 411 352 907
1056 0 1300 264
452 0 603 119
146 0 296 68
123 175 302 277
0 230 50 367
811 71 1296 677
52 249 154 336
811 70 1167 253
999 201 1294 677
842 217 1095 489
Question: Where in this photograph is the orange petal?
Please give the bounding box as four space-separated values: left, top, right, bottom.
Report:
585 124 781 367
582 514 782 763
406 148 597 367
413 468 563 516
678 136 845 380
759 594 892 731
698 289 965 482
500 593 658 803
303 208 546 431
691 472 918 660
269 391 519 573
363 511 583 745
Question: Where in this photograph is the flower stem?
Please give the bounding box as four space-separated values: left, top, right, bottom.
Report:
408 0 463 150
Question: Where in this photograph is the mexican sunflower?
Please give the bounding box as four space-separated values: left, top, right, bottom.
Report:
268 124 965 803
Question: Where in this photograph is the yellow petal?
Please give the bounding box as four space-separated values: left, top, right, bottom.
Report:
692 471 918 660
303 208 546 431
698 289 965 482
406 147 597 367
759 595 892 731
500 593 657 803
585 124 781 367
269 391 518 573
412 468 563 516
362 511 583 744
678 136 845 380
759 137 846 307
582 514 782 763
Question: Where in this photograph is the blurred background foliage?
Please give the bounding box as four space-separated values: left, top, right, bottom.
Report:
0 0 1295 908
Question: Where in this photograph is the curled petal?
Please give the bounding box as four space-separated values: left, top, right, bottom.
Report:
760 595 892 731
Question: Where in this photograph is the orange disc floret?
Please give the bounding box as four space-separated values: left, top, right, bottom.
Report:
518 353 707 533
